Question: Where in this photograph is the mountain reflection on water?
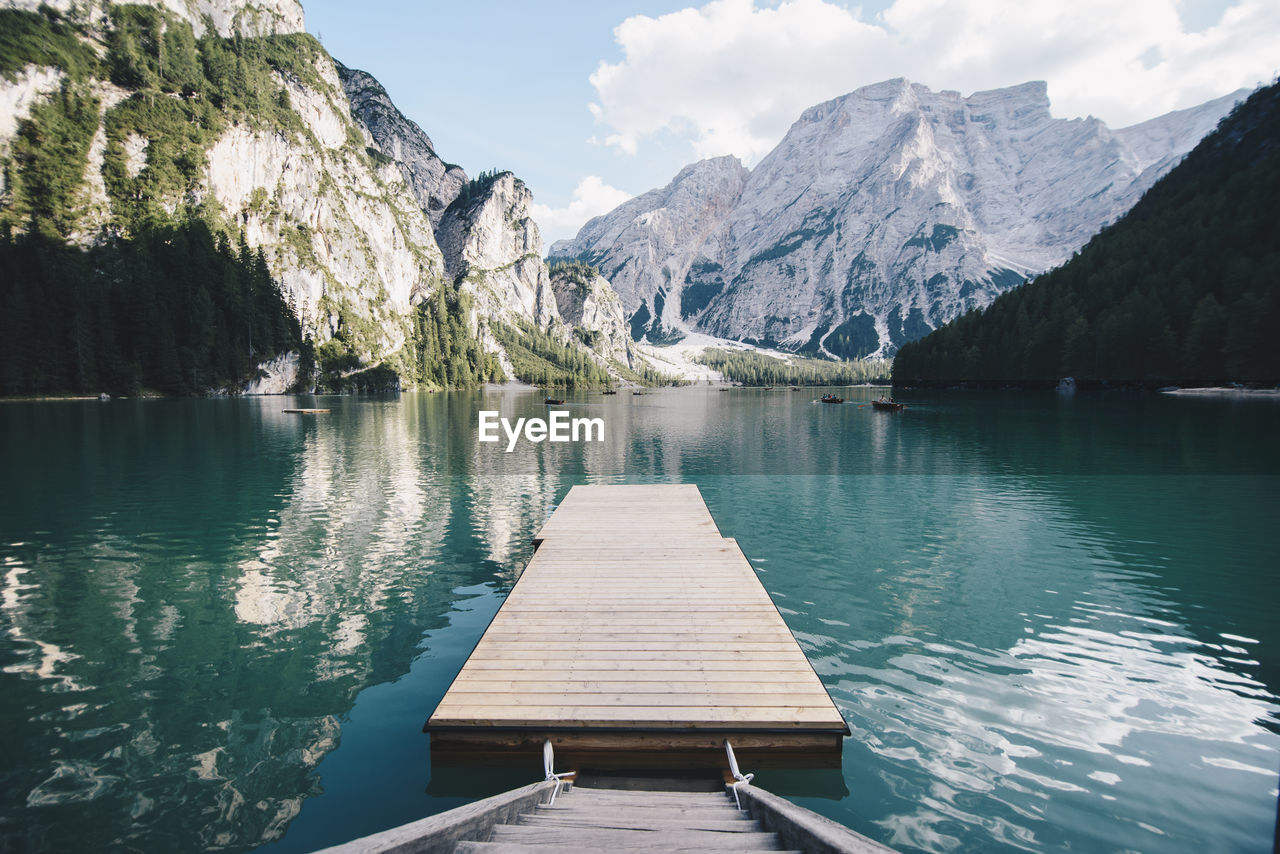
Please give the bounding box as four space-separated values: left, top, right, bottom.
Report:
1 388 1277 853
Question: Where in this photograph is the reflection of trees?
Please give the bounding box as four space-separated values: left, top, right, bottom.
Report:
0 397 492 852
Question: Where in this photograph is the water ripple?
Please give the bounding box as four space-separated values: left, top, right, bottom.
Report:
711 473 1280 854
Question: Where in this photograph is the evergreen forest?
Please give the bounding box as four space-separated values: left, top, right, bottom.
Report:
1 222 300 395
491 321 613 389
697 349 890 386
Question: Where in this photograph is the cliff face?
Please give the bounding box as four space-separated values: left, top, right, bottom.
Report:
437 172 558 330
201 56 445 361
337 63 466 229
550 266 633 368
5 0 306 37
548 155 749 343
0 0 446 370
0 0 617 391
553 79 1249 357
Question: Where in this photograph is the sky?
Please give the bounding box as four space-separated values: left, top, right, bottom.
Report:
301 0 1278 245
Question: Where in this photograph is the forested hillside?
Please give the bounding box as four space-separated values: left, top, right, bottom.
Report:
893 81 1280 387
0 6 505 396
1 223 299 395
0 7 319 393
696 349 889 386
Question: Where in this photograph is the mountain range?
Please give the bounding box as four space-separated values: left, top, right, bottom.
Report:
550 79 1247 358
0 0 1253 396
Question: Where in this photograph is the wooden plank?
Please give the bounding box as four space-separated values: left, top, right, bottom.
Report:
430 730 844 754
439 677 826 691
460 649 818 664
454 663 820 677
474 631 800 643
429 708 843 727
435 693 839 707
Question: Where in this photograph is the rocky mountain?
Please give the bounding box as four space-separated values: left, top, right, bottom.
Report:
1 0 443 383
551 79 1248 357
436 171 557 330
1 0 636 394
549 262 634 368
337 62 465 229
11 0 307 37
337 54 635 384
894 80 1280 386
549 156 749 345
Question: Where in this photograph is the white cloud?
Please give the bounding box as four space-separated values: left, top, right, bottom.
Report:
530 176 634 245
588 0 1279 164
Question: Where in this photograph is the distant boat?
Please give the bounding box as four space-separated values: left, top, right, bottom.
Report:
871 399 904 411
602 390 618 395
633 391 643 396
283 408 329 414
820 394 844 404
544 397 566 405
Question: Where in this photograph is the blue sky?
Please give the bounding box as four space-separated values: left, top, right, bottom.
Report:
302 0 1276 245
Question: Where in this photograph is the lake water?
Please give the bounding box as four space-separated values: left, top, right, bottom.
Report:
1 387 1277 852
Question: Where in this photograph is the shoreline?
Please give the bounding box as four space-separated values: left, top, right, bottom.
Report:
6 383 1278 402
1160 387 1280 397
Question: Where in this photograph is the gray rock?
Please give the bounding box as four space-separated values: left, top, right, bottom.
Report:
338 63 467 229
549 156 749 343
550 266 633 368
5 0 307 37
554 78 1249 357
438 172 558 330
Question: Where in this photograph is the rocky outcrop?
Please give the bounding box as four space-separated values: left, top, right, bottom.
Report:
5 0 306 36
244 352 300 394
202 50 444 360
167 0 305 36
1 1 447 366
0 65 64 199
338 63 467 229
549 155 748 343
437 172 557 329
1113 89 1247 195
554 79 1249 357
0 65 62 141
550 265 633 367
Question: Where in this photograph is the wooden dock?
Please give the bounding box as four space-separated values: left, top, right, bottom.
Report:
427 484 848 767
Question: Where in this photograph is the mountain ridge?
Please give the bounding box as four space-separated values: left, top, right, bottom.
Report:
551 78 1250 357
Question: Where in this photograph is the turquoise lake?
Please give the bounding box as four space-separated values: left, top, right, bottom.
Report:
1 387 1277 852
